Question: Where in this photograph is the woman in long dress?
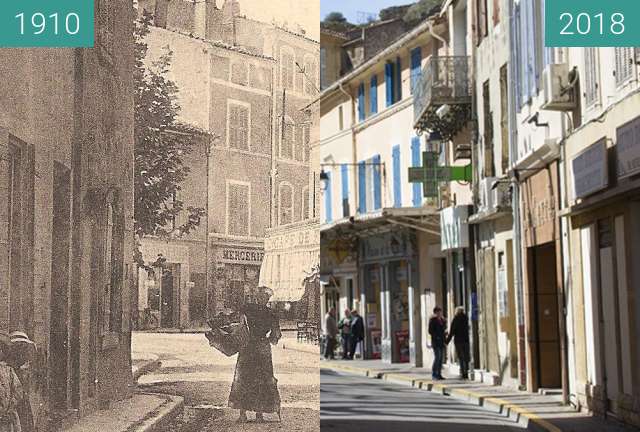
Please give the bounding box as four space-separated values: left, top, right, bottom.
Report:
228 286 282 423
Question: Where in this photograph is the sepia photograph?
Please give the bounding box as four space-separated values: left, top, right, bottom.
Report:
0 0 319 431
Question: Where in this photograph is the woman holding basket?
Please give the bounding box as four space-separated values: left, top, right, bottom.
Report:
227 286 282 423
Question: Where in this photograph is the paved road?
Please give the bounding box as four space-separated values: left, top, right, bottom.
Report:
133 332 319 432
321 368 526 432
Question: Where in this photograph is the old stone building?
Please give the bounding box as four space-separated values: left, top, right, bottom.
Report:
0 0 135 428
137 0 319 324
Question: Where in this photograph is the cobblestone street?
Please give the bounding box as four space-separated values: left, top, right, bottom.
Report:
133 332 320 431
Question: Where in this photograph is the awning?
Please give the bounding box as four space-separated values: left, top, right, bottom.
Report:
259 248 319 302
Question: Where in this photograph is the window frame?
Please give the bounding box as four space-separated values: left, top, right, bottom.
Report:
226 180 252 237
226 99 251 151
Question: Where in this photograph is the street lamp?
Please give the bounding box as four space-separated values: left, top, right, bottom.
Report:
427 130 443 154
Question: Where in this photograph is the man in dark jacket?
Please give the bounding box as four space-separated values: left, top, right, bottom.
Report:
447 306 471 379
349 309 364 359
428 306 447 380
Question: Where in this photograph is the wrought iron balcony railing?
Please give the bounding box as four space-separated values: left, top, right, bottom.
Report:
413 56 472 131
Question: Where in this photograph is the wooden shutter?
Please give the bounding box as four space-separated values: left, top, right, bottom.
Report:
410 47 422 94
411 137 422 207
358 82 365 121
584 48 599 107
358 161 367 214
385 63 393 107
370 76 378 114
341 164 349 217
324 172 333 222
372 154 382 210
392 146 402 208
395 57 403 102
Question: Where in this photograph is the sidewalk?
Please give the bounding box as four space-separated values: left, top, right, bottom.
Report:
322 359 636 432
63 393 184 432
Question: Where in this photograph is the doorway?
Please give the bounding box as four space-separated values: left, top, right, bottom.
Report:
50 163 71 410
161 269 175 328
529 242 562 390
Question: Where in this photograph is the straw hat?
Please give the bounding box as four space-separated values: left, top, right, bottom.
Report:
9 331 36 367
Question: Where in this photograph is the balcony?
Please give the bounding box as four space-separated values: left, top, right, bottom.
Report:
413 56 472 136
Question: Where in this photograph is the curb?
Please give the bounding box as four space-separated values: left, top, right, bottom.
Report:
131 393 185 432
323 363 563 432
132 358 162 382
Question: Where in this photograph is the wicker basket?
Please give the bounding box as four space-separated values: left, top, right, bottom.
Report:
206 317 249 357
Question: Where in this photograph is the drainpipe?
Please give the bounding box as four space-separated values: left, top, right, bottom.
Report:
427 20 448 53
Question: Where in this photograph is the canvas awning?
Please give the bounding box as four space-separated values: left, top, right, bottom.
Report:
259 249 319 302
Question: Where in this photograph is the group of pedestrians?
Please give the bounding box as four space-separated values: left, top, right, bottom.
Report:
428 306 470 380
323 308 364 360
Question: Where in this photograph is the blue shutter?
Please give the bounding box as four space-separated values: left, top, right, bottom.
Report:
392 145 401 207
411 137 422 207
370 76 378 114
373 155 382 210
410 47 422 94
358 82 365 121
324 171 333 222
341 164 349 217
395 56 402 102
358 161 367 213
385 63 393 107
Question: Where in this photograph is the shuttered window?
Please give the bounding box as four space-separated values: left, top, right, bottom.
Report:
385 62 394 107
411 137 422 207
392 145 402 207
370 76 378 114
279 183 294 225
615 47 635 87
372 155 382 210
584 48 599 107
513 2 522 110
395 57 403 102
341 164 350 217
227 182 250 236
358 82 366 122
324 172 333 223
358 161 367 213
410 47 422 94
477 0 488 41
228 101 249 150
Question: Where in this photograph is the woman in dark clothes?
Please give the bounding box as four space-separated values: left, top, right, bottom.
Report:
229 286 282 423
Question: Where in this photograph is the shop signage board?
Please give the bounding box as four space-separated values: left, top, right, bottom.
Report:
616 115 640 179
218 248 264 265
361 232 408 262
572 139 608 199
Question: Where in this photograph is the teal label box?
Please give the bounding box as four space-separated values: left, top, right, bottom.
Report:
0 0 94 47
546 0 640 47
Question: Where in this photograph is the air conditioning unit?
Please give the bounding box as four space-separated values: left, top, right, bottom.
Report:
491 181 512 209
541 63 577 111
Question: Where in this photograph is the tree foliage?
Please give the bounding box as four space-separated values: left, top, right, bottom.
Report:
403 0 441 26
379 4 412 22
321 11 356 33
134 12 205 243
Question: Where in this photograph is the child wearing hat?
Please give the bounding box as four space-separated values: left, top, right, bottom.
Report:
0 332 23 432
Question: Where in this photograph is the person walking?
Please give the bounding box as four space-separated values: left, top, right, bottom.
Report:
428 306 447 380
349 309 364 360
228 287 282 423
447 306 471 380
338 309 352 359
324 308 338 360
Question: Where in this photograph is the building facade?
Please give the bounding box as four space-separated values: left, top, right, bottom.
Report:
0 0 136 427
137 0 318 325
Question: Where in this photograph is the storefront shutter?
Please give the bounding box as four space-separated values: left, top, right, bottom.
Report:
358 161 367 213
411 137 422 207
372 154 382 210
392 145 402 207
370 75 378 114
385 62 393 107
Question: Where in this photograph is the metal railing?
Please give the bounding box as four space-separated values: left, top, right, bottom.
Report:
413 56 472 126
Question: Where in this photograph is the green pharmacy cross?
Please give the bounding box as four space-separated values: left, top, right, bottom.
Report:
408 151 472 198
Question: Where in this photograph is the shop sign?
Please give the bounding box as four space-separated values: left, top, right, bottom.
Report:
370 329 382 360
394 330 410 363
440 206 469 251
572 139 608 199
367 313 377 328
218 248 264 265
616 116 640 179
361 232 407 262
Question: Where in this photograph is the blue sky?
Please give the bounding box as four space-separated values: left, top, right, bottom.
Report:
321 0 413 23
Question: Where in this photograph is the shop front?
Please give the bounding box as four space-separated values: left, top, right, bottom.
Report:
562 112 640 426
520 162 566 395
210 234 264 314
360 230 417 364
